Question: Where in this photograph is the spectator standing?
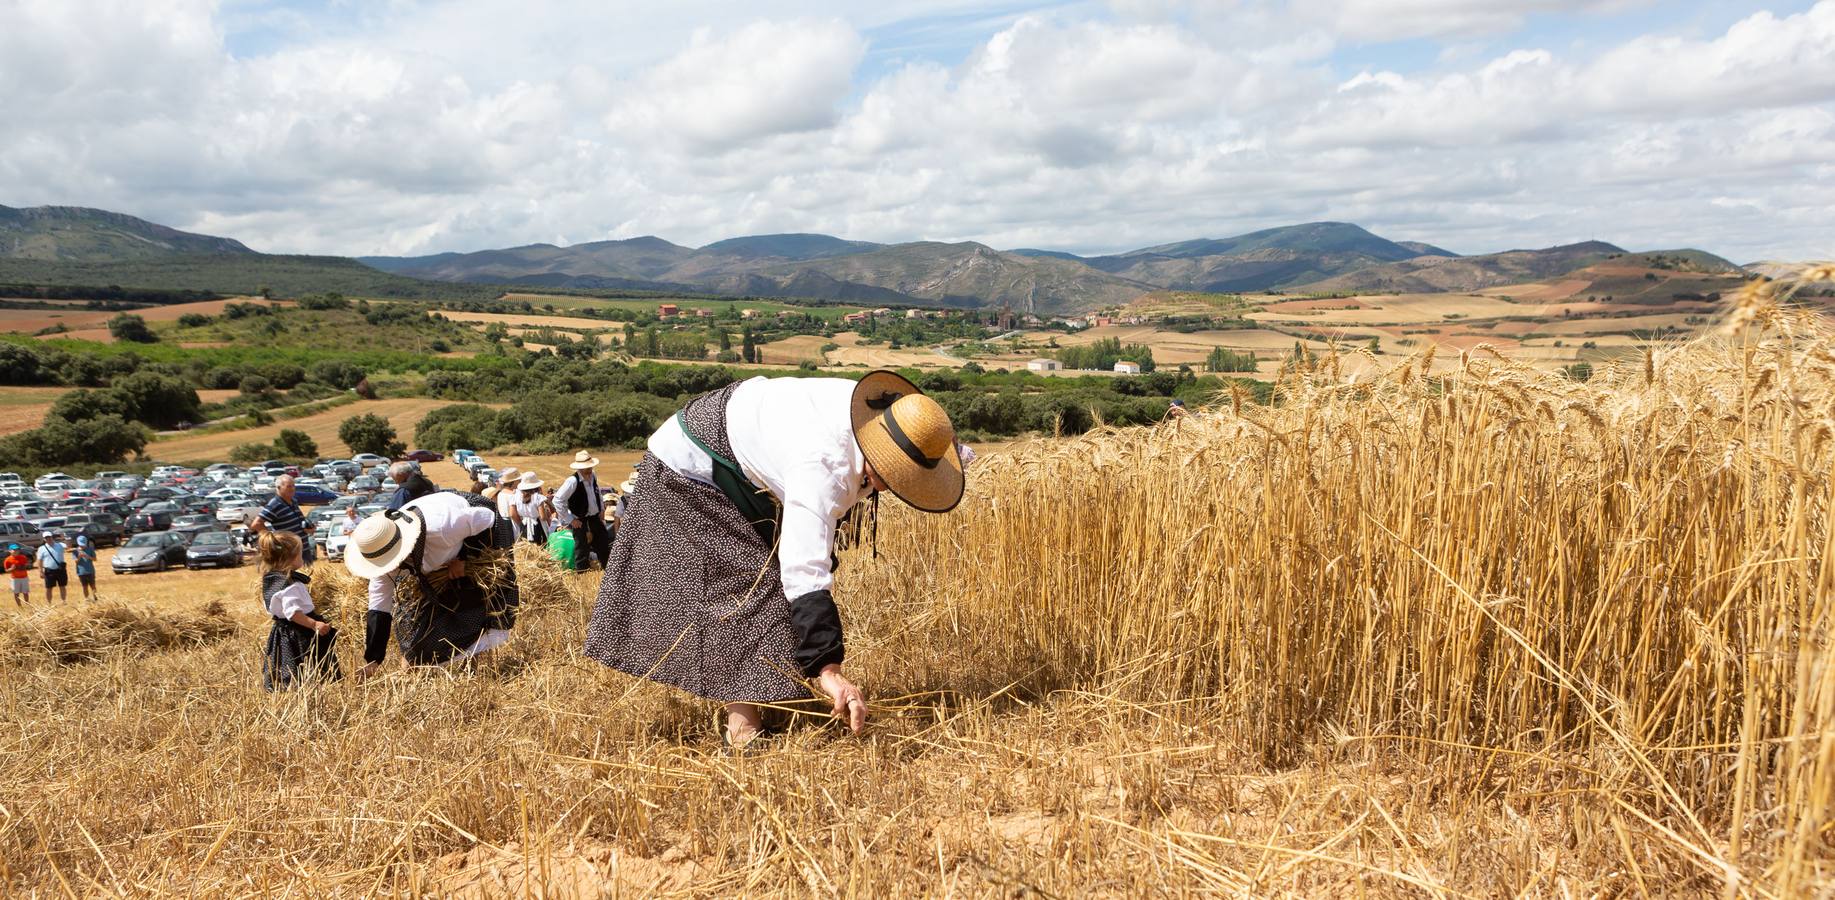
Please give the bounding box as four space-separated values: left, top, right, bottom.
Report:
553 451 611 571
512 473 550 544
73 535 98 601
35 534 68 603
5 544 29 606
251 474 315 565
386 461 437 511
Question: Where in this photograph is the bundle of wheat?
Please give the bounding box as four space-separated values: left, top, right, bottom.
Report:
0 599 238 667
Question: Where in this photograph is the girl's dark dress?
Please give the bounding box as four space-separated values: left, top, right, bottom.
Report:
262 571 341 691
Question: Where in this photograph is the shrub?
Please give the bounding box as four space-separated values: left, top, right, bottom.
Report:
107 314 158 343
228 442 276 464
0 414 148 465
309 360 366 390
176 313 212 328
113 372 201 429
338 413 405 458
578 401 657 448
274 429 318 458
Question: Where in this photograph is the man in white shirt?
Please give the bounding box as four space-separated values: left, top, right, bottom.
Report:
345 492 517 676
551 451 610 570
35 534 68 603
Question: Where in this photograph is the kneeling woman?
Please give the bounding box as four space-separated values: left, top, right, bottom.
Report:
345 492 519 675
584 371 964 745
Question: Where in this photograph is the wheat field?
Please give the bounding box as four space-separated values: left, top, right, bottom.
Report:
1 274 1830 896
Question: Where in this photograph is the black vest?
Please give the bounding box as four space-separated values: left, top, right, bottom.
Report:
566 473 597 517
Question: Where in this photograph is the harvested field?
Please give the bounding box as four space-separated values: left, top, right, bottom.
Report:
3 275 1829 896
148 398 477 462
436 310 610 330
815 332 956 368
1 297 282 335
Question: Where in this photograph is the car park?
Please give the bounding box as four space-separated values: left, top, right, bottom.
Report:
112 531 191 574
185 531 243 569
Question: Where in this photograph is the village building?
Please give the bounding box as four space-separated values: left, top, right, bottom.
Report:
657 303 678 318
1027 359 1061 373
1114 361 1141 374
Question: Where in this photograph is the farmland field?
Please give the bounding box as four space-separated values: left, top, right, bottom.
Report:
0 297 284 338
2 311 1829 895
148 397 480 462
497 292 873 322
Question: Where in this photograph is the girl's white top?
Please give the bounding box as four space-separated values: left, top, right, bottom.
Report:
266 579 314 620
647 376 867 600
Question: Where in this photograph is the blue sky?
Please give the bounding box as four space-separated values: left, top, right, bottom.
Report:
4 0 1833 261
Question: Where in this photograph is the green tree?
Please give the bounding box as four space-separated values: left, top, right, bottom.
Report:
0 415 148 465
274 428 318 458
114 372 201 428
49 388 129 424
177 313 212 328
239 374 273 397
107 313 159 343
338 413 405 458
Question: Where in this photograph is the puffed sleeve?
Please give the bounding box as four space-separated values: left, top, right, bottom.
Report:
268 582 315 620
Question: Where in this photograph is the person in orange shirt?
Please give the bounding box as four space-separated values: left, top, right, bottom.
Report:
5 544 31 605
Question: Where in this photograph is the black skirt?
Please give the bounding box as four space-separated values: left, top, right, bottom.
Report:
262 615 341 691
583 382 806 703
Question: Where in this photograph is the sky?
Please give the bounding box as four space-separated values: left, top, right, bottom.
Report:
2 0 1833 262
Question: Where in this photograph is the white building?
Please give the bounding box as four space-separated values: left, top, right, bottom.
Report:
1027 359 1061 372
1114 361 1141 374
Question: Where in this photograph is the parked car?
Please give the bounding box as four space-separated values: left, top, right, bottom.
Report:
216 500 261 525
402 449 444 463
125 503 180 534
185 531 244 569
350 453 390 467
112 531 190 574
473 467 498 485
170 514 223 536
0 519 44 551
63 513 126 547
292 484 341 505
347 475 383 496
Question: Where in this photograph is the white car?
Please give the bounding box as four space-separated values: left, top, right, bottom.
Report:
206 488 251 501
216 500 261 524
351 453 390 467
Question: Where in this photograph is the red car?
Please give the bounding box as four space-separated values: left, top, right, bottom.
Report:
402 449 444 463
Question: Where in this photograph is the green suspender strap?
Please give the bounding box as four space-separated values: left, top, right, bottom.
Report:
676 409 780 548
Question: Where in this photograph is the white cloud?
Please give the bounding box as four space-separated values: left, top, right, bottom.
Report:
606 19 866 151
1 0 1831 263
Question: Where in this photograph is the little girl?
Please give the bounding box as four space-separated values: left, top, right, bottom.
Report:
258 531 341 690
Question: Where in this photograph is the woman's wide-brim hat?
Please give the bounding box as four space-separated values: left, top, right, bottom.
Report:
518 472 544 491
570 450 600 470
344 510 422 580
850 370 964 514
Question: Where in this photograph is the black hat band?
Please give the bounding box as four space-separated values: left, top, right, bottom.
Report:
880 408 942 470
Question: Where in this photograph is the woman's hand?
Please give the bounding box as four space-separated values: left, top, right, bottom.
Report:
355 661 381 682
817 664 867 733
446 559 466 580
313 621 332 637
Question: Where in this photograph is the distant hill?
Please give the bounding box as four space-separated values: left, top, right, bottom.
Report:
1 205 253 261
1079 222 1442 293
699 233 882 260
0 253 504 301
2 205 1755 312
1397 241 1459 257
369 235 1152 314
1296 241 1630 294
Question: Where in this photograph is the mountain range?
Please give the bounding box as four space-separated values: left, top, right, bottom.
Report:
2 204 1747 313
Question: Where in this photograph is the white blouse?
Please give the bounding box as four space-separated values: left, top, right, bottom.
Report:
647 376 868 600
267 580 315 620
366 492 499 614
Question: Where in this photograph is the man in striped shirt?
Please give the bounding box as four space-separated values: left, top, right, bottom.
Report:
251 474 315 563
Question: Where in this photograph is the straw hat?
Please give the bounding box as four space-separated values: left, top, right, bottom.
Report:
498 466 520 483
850 370 964 513
518 472 544 491
569 450 600 470
617 475 637 495
344 510 422 579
